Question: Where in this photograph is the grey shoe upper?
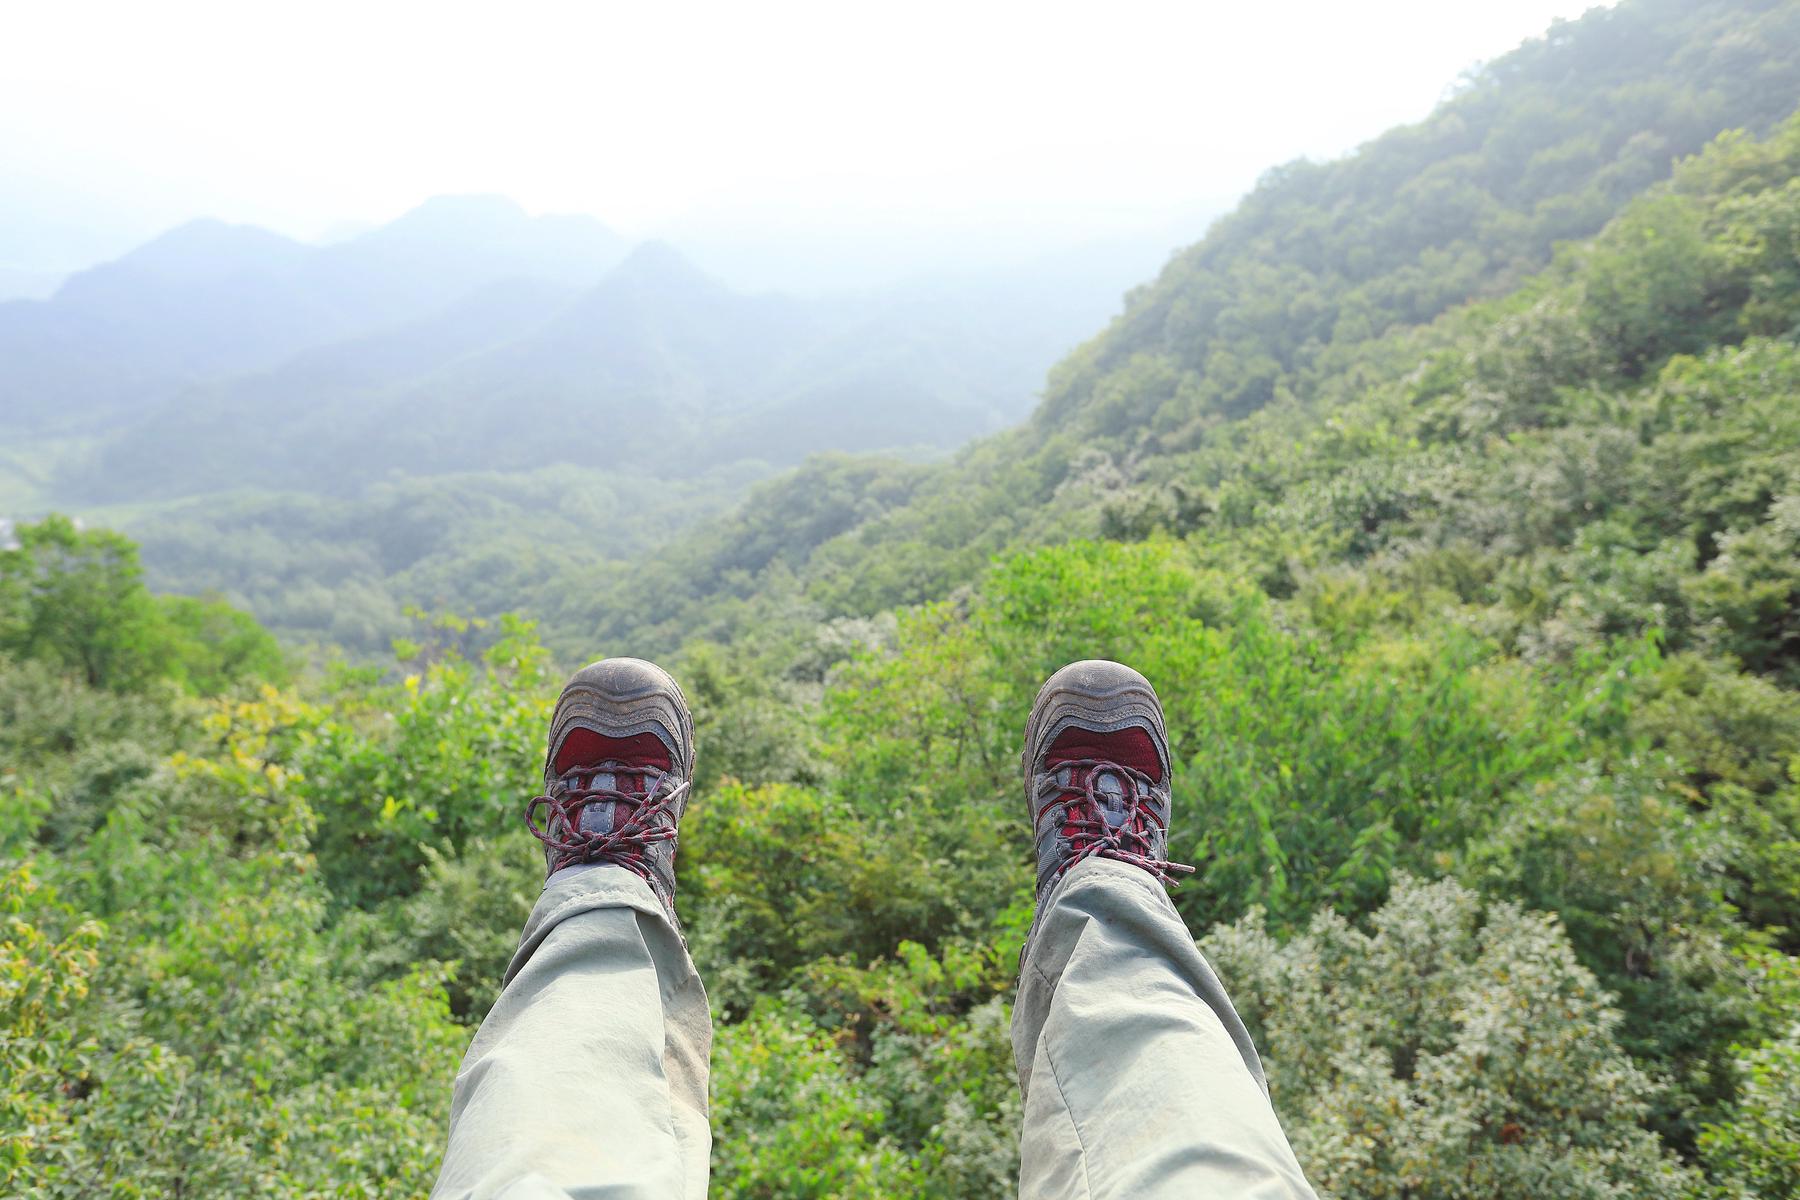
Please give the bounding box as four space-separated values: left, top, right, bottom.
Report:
528 657 695 925
1021 660 1189 899
543 657 696 784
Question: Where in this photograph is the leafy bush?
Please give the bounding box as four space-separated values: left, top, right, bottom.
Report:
1202 874 1701 1199
1699 1025 1800 1199
1 850 463 1199
297 617 551 908
709 1006 919 1198
0 515 285 695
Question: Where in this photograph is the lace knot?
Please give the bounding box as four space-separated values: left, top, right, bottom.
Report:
525 761 689 879
1045 757 1195 887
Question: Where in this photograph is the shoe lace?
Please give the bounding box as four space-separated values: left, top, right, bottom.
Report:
524 761 689 878
1048 757 1195 887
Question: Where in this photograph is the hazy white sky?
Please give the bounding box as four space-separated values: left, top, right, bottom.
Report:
0 0 1606 283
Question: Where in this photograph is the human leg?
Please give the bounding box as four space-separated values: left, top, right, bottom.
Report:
1011 660 1315 1200
434 866 711 1200
433 659 711 1200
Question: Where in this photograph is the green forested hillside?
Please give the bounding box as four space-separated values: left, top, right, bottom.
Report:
6 0 1800 1196
541 0 1800 661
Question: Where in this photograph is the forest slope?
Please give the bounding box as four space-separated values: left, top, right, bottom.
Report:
552 0 1800 661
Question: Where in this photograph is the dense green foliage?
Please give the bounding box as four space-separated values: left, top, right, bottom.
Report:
4 0 1800 1194
1204 875 1699 1198
0 514 287 694
120 462 772 657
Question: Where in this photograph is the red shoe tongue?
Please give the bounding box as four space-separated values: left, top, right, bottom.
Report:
1045 726 1163 783
554 729 672 775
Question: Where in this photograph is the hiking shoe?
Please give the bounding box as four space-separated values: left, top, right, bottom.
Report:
525 657 696 925
1021 659 1194 899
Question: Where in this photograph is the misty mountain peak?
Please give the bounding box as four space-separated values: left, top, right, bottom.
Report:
601 239 721 298
342 195 627 287
68 218 307 290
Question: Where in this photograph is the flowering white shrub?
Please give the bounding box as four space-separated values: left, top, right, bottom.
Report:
1202 874 1700 1199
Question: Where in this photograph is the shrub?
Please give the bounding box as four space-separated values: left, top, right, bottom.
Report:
709 1006 919 1198
1201 874 1700 1199
1699 1025 1800 1199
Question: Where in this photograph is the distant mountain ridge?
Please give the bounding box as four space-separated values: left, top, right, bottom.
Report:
2 191 1176 507
46 234 1086 502
0 195 630 429
1 189 1172 646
